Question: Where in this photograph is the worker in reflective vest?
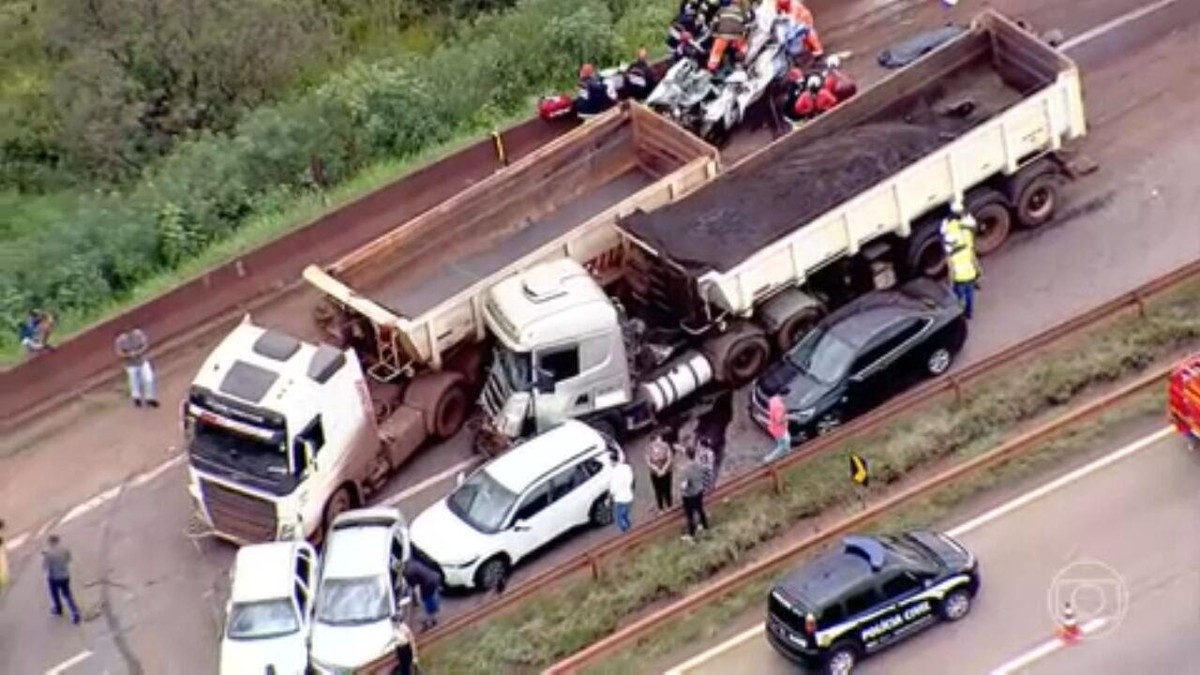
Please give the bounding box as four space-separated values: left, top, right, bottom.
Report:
940 200 977 252
707 0 751 71
946 232 981 320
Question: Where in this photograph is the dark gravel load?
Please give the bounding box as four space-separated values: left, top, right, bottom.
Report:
620 122 949 274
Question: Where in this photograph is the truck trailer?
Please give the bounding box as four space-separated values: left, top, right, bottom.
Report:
184 104 720 543
475 10 1089 442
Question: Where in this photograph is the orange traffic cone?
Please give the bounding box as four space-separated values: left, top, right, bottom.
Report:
1058 601 1081 643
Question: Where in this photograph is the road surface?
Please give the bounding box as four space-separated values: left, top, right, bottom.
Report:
3 0 1200 671
665 427 1200 675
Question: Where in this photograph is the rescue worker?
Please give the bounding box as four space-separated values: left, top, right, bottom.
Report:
624 48 659 101
819 54 857 102
573 63 618 117
784 69 838 122
707 0 751 72
942 201 982 319
775 0 824 61
668 7 710 59
670 30 709 64
680 0 721 28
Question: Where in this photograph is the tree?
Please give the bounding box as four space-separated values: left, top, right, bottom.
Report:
46 0 334 181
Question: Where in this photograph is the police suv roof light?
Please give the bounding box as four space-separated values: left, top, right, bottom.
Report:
843 535 886 571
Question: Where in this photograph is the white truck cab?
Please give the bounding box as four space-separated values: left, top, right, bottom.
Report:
184 318 380 544
480 259 635 439
219 539 317 675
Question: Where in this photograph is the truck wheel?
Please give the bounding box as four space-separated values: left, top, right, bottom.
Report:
316 485 357 546
1012 172 1059 229
775 306 823 353
404 372 469 441
704 326 770 386
905 217 946 279
965 189 1012 257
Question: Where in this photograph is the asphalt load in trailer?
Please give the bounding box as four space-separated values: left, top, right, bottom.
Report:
621 122 949 273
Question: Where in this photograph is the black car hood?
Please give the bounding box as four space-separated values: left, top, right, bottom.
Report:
757 359 835 411
904 530 972 571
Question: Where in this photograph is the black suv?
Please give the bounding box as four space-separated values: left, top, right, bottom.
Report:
766 532 980 674
751 278 967 441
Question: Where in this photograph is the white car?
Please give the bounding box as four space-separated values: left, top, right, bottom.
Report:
309 507 412 674
219 539 317 675
410 420 621 591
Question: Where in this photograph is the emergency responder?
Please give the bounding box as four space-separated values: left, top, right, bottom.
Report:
942 201 982 319
819 54 857 102
668 7 710 59
624 49 658 101
573 63 618 117
783 69 838 122
775 0 824 61
680 0 721 27
708 0 751 72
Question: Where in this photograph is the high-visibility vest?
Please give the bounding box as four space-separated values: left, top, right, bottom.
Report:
941 217 975 250
948 243 979 283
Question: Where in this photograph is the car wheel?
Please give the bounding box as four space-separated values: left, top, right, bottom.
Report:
940 588 973 621
824 642 859 675
925 347 953 376
590 494 615 526
476 556 510 592
815 411 843 436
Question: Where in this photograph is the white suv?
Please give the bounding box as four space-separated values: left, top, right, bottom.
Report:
309 507 411 674
219 539 317 675
410 420 621 592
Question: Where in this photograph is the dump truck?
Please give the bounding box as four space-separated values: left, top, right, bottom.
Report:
475 10 1090 442
1168 353 1200 451
184 104 720 543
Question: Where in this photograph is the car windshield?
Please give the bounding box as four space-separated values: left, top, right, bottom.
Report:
315 576 391 626
446 469 519 532
226 599 300 640
786 328 857 385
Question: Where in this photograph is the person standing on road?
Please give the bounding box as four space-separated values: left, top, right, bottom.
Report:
763 394 792 463
608 449 635 533
391 618 420 675
403 558 442 632
942 202 982 320
646 433 675 512
115 327 158 408
42 534 80 623
694 436 716 494
679 447 710 541
695 391 733 481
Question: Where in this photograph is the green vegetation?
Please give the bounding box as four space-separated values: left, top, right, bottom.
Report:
421 279 1200 672
0 0 674 361
587 389 1166 674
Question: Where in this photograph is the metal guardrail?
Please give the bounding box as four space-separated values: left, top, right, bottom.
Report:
422 258 1200 648
546 364 1174 672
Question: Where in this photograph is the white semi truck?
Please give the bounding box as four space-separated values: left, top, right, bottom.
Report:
184 105 720 543
474 10 1089 444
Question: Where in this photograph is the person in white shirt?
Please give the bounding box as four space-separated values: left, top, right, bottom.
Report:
608 449 635 533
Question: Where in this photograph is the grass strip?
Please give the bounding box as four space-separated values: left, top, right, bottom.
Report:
423 278 1200 673
584 389 1165 674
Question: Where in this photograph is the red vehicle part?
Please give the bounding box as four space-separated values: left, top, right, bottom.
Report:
1167 353 1200 447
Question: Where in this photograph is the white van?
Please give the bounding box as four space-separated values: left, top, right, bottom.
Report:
220 539 317 675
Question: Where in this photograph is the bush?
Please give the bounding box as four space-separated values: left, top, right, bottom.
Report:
0 0 675 355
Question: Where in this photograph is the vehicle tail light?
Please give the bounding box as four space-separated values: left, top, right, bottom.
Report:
804 612 817 635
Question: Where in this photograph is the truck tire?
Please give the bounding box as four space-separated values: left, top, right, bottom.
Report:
703 325 770 386
965 188 1012 257
1011 170 1059 229
775 305 824 353
315 484 358 546
404 371 469 441
904 216 947 279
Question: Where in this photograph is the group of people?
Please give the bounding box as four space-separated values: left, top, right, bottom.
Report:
608 391 733 540
668 0 824 73
18 309 56 355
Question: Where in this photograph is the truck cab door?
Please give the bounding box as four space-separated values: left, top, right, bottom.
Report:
531 345 584 431
532 334 631 432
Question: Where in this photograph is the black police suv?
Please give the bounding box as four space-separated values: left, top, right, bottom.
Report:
751 278 967 442
766 532 980 674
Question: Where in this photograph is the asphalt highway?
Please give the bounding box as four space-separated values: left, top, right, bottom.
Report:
3 0 1200 672
665 428 1200 675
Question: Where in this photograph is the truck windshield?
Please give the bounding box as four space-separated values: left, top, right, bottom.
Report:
786 328 856 385
446 470 519 533
315 576 391 626
496 348 533 392
189 417 288 477
226 598 300 640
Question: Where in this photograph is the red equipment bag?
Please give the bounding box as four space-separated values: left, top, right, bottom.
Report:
538 94 575 120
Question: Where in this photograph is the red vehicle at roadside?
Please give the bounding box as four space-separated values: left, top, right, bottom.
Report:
1167 353 1200 449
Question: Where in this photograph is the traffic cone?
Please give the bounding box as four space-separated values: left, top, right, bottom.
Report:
1058 601 1081 643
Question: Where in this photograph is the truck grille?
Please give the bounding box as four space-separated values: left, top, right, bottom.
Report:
479 361 510 418
200 479 277 543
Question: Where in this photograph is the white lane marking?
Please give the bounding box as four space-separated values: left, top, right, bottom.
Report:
1061 0 1180 51
988 618 1108 675
6 453 184 551
380 457 480 506
662 426 1174 674
946 427 1173 537
45 650 93 675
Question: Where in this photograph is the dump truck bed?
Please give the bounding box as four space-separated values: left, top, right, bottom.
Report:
620 11 1084 280
305 104 719 369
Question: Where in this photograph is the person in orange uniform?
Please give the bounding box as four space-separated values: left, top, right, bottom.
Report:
775 0 824 60
707 0 751 72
